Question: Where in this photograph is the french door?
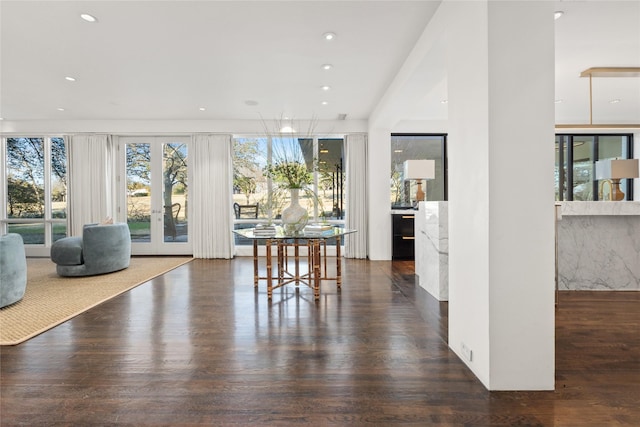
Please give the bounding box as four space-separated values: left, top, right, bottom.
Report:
119 136 191 255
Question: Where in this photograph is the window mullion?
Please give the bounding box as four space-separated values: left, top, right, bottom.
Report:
267 137 273 220
0 137 6 234
44 137 53 245
312 136 319 222
593 135 599 201
567 136 574 201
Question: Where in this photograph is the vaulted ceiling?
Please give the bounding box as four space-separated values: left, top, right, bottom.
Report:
1 1 638 125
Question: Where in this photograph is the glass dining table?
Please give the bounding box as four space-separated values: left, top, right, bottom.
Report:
232 226 356 300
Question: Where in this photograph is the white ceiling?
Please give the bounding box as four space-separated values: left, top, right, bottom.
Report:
554 0 640 125
1 0 639 125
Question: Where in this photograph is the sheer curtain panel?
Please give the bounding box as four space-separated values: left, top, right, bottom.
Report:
345 133 368 258
67 134 117 236
191 134 234 258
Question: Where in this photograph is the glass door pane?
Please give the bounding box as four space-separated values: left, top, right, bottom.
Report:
162 142 188 242
126 143 152 243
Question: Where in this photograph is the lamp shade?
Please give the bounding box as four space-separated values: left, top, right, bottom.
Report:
403 159 435 181
595 159 639 180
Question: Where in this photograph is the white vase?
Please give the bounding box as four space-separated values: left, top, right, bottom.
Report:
281 188 308 234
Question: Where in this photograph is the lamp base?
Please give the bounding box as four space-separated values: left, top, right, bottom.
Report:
611 179 625 201
415 180 425 202
599 178 626 201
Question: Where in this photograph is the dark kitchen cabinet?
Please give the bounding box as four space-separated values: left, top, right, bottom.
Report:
392 213 415 260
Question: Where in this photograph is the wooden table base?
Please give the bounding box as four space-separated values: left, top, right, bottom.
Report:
252 236 343 300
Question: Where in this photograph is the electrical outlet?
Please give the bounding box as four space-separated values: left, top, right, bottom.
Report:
461 342 473 362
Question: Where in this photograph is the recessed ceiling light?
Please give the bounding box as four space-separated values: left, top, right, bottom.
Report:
323 32 336 41
440 99 448 104
199 107 206 111
280 126 295 133
80 13 98 23
321 85 331 91
321 101 329 106
609 99 621 104
65 76 76 82
554 11 564 20
56 108 65 111
321 64 333 71
555 99 564 104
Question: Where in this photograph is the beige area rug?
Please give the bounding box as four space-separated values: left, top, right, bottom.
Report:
0 256 193 345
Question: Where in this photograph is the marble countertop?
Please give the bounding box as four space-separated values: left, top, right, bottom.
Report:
557 201 640 216
392 202 449 215
391 209 417 214
395 202 640 216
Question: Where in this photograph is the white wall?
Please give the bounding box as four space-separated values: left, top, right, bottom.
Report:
366 127 392 260
0 119 368 136
445 0 491 386
446 1 555 390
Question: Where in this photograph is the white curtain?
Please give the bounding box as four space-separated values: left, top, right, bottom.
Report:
67 134 117 236
191 134 234 258
344 133 368 258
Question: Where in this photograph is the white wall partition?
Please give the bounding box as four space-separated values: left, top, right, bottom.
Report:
366 127 392 260
446 1 555 390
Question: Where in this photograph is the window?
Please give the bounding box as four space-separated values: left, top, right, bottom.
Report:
232 135 345 246
555 134 634 201
2 137 67 245
391 134 447 208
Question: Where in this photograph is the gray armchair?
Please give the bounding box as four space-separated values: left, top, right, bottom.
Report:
51 223 131 277
0 233 27 308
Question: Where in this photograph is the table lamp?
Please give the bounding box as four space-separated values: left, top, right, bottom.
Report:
595 158 639 201
403 159 435 203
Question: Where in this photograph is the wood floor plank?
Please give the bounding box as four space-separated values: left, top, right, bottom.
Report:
1 258 638 426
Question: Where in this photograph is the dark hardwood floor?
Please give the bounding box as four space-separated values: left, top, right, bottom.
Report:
1 258 639 426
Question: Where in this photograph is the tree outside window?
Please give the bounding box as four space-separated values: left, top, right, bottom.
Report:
4 137 67 244
232 136 345 245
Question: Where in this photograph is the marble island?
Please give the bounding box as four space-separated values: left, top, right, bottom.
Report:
414 201 639 300
557 201 640 291
414 201 449 300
